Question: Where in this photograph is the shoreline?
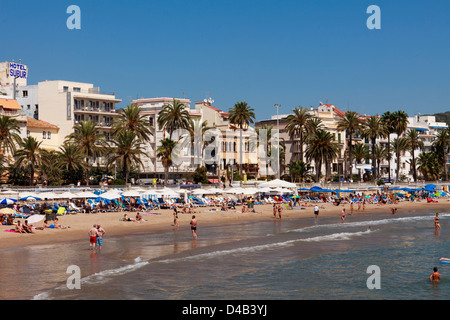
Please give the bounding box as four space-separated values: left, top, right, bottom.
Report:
1 200 448 251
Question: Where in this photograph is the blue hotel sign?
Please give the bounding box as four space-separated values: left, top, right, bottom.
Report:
8 62 28 79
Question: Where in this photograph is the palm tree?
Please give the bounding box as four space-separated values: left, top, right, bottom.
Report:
305 129 341 182
57 142 87 184
107 131 146 184
352 143 369 182
286 106 312 163
391 137 408 182
14 137 43 186
362 116 387 180
336 111 363 180
229 101 256 175
391 110 409 182
67 120 106 185
156 138 177 185
187 118 213 168
432 128 450 181
288 160 311 183
381 111 395 182
374 144 388 180
0 115 21 156
40 150 63 186
113 103 153 143
157 99 191 139
417 152 440 181
404 128 424 182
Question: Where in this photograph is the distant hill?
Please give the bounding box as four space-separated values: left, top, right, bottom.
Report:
432 111 450 126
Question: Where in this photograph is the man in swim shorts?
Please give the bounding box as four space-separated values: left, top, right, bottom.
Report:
88 224 99 250
96 224 106 251
190 215 197 240
314 205 319 218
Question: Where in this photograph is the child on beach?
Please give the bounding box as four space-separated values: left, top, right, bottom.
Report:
341 208 346 223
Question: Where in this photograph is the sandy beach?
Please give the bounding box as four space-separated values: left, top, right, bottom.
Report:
1 199 449 251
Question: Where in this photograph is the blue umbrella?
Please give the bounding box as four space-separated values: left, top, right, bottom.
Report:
0 198 17 204
20 195 41 201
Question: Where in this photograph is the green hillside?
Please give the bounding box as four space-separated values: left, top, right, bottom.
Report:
432 111 450 126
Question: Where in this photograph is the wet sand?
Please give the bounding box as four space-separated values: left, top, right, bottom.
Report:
0 200 448 250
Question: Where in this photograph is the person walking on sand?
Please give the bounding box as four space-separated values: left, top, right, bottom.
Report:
173 208 179 227
96 224 106 251
314 205 319 218
341 208 346 223
273 203 277 218
88 224 99 250
190 215 197 240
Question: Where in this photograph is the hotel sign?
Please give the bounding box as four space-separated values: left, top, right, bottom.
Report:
8 62 28 79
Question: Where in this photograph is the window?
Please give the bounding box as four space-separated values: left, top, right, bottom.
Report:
27 105 30 110
47 131 51 139
22 90 28 97
73 87 81 92
26 130 30 138
43 131 46 139
63 86 69 92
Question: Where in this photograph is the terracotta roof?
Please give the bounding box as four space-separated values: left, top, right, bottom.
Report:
26 117 59 130
0 98 21 110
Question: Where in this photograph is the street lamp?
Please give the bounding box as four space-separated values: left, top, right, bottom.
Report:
275 104 281 180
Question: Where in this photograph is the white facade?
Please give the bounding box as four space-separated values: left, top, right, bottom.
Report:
133 97 201 181
38 80 121 147
1 84 39 118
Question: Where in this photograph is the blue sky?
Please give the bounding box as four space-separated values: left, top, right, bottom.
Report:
1 0 450 121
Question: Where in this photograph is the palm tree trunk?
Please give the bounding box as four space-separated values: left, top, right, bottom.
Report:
299 130 303 163
387 135 391 182
372 137 376 181
30 165 34 186
348 134 353 180
85 158 90 186
164 167 168 185
239 127 243 175
396 149 400 183
412 150 417 182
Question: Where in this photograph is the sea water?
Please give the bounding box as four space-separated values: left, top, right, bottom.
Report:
1 208 449 300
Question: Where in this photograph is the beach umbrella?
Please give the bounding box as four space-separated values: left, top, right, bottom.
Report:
0 207 16 214
20 195 41 201
0 198 17 205
99 191 122 200
258 179 297 188
26 214 45 224
74 191 98 198
121 190 142 197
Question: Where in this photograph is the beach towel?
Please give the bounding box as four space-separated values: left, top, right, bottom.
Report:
4 229 18 233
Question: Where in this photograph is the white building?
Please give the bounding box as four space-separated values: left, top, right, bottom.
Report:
133 97 201 183
37 80 121 146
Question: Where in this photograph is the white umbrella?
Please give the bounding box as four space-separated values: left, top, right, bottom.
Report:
99 191 122 200
258 179 297 188
121 190 142 197
26 214 45 224
57 191 76 199
74 191 98 198
271 187 293 194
